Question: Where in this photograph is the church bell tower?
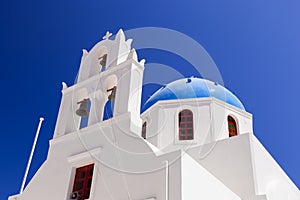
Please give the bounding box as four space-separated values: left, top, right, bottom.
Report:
53 29 145 139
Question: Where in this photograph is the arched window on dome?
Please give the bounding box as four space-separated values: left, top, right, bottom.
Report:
228 115 238 137
178 109 194 140
142 122 147 139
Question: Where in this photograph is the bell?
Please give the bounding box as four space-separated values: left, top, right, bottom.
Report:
99 54 107 66
76 99 89 117
107 86 117 101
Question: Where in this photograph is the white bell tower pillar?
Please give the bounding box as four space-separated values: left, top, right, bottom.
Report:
113 48 144 117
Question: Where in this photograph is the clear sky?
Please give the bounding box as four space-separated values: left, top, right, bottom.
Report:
1 0 299 199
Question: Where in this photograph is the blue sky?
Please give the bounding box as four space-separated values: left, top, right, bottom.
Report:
1 0 299 199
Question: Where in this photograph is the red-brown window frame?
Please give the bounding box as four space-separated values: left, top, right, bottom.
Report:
72 163 94 200
228 115 238 137
178 109 194 140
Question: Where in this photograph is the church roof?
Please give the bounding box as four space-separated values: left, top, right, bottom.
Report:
142 78 245 112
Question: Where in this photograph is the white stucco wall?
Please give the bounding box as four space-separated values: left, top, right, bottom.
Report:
13 116 169 200
186 133 257 199
181 153 241 200
211 100 252 141
186 133 300 200
142 99 213 150
141 97 252 152
250 136 300 200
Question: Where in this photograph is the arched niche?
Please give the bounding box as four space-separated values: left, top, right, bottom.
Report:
101 74 118 121
89 46 108 77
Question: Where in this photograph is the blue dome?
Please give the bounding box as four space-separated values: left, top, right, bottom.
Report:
142 78 245 112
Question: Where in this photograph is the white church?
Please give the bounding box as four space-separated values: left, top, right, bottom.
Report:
9 30 300 200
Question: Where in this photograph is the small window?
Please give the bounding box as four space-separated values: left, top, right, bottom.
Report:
72 164 94 200
142 122 147 139
228 116 237 137
178 109 194 140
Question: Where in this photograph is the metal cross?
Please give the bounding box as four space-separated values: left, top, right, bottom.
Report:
103 31 112 40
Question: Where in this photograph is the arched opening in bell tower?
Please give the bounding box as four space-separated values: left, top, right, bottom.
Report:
103 98 114 121
77 99 91 129
102 75 118 121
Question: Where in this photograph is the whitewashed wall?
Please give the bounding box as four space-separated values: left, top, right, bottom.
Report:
141 97 253 151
